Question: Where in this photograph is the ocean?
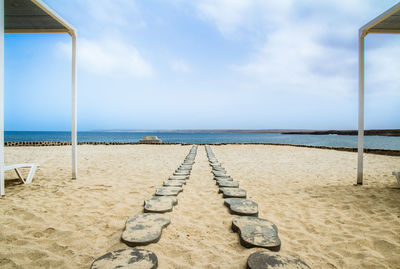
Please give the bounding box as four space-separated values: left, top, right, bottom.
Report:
4 131 400 150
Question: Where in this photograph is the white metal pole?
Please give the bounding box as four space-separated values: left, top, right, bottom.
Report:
71 32 77 179
357 31 365 185
0 0 4 195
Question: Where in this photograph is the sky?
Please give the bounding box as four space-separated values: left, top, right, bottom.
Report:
4 0 400 131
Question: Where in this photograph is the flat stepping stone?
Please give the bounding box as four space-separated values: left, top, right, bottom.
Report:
232 216 281 250
173 171 190 176
163 180 186 187
219 188 247 198
144 196 177 213
212 164 224 168
213 166 226 171
213 174 231 179
175 171 190 176
155 187 183 196
91 249 158 269
215 176 233 181
122 213 170 246
177 166 191 170
176 167 191 172
247 251 310 269
224 198 258 216
213 171 228 177
179 165 192 170
169 175 189 180
175 168 191 173
217 181 239 188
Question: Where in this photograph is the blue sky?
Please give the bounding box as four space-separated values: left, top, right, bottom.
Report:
4 0 400 131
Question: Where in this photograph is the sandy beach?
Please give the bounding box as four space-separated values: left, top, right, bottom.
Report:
0 144 399 268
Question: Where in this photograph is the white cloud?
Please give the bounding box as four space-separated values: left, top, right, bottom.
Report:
193 0 387 37
58 38 153 78
232 21 357 96
48 0 147 31
366 41 400 96
53 0 153 78
195 0 253 35
79 0 146 29
193 0 293 37
170 59 191 73
191 0 400 97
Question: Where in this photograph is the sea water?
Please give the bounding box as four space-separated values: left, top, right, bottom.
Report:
4 131 400 150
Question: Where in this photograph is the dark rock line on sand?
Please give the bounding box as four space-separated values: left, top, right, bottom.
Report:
5 141 400 157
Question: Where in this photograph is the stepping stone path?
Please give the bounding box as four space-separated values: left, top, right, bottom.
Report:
122 213 171 247
155 187 183 196
163 180 186 187
205 145 308 265
93 145 199 268
144 196 178 213
94 145 310 267
219 187 247 198
90 249 158 269
217 180 239 188
224 198 258 217
232 216 281 251
247 251 310 269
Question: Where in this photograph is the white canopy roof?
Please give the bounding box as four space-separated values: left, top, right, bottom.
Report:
5 0 75 35
360 2 400 35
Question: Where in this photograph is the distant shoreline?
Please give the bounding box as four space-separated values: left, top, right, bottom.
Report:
91 129 400 136
6 129 400 137
281 129 400 137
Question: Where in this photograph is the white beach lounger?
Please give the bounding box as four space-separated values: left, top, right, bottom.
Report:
393 171 400 184
1 163 39 196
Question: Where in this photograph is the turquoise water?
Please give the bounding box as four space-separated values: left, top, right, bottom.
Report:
4 131 400 150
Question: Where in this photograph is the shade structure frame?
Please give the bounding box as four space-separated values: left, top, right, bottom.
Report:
357 2 400 185
0 0 77 196
1 0 4 195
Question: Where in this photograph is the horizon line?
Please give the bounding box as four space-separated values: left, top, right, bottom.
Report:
4 128 400 132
